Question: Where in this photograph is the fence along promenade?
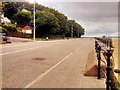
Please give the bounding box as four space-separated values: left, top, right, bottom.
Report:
95 37 115 90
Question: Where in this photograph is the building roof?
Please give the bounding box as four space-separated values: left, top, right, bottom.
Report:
23 25 32 29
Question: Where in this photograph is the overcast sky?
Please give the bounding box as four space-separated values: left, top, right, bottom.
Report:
26 0 119 37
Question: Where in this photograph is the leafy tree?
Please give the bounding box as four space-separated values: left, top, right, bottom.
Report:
2 2 85 37
2 2 22 20
12 9 32 26
30 2 68 36
73 22 84 37
22 2 34 13
66 20 84 37
44 8 68 36
79 28 84 36
75 22 84 36
66 20 75 37
35 11 60 37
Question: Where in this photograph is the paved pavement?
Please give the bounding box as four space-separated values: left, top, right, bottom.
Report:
1 38 106 88
9 37 33 43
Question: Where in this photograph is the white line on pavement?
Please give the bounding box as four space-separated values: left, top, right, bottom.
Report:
24 46 80 88
24 52 73 88
1 40 65 49
0 44 53 56
1 41 65 56
0 42 35 48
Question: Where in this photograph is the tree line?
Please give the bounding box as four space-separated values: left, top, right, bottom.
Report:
1 2 85 38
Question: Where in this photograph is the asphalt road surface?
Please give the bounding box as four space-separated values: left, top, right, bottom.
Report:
2 38 106 88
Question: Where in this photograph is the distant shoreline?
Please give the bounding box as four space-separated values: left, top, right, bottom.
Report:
112 37 120 40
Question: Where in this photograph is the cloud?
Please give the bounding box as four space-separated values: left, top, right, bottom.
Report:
36 0 119 2
36 1 119 36
77 20 118 37
48 2 118 22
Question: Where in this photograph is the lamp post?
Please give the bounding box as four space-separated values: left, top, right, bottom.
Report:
77 29 79 38
33 1 36 41
71 25 73 38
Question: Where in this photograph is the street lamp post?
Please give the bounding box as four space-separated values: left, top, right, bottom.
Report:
71 25 73 38
77 29 79 38
33 1 36 41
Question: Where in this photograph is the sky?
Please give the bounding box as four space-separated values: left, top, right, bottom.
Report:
26 0 119 37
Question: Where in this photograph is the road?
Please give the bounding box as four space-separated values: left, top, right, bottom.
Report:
2 38 106 88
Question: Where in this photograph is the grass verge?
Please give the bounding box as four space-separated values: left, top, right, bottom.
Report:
26 37 70 41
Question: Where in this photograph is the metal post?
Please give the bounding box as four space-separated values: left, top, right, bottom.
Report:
95 41 98 52
33 1 36 41
107 40 109 48
106 50 112 90
109 40 112 50
77 29 79 38
97 45 101 79
71 25 73 38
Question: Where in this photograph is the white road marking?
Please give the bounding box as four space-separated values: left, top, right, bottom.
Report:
0 42 35 48
24 52 73 88
0 44 53 56
1 41 65 56
1 40 63 49
24 46 80 88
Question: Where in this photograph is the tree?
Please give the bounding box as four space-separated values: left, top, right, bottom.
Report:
66 20 75 37
2 2 85 38
2 2 22 20
45 8 68 36
74 22 84 37
12 9 32 26
66 20 84 37
22 2 34 13
24 2 67 34
35 11 60 37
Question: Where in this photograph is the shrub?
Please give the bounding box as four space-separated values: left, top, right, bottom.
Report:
0 26 6 33
2 24 18 33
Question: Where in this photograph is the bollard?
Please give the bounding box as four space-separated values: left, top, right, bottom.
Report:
95 41 97 50
97 45 101 79
46 37 49 40
109 40 112 50
107 40 109 48
95 41 99 53
106 50 112 90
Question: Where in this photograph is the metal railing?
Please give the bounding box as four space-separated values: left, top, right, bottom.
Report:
95 38 113 90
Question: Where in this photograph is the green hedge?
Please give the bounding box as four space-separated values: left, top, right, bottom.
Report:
2 24 18 33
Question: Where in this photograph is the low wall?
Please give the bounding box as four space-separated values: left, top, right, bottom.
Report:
84 49 106 78
6 32 33 38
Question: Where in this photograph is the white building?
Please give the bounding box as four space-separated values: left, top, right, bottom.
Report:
0 14 11 24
